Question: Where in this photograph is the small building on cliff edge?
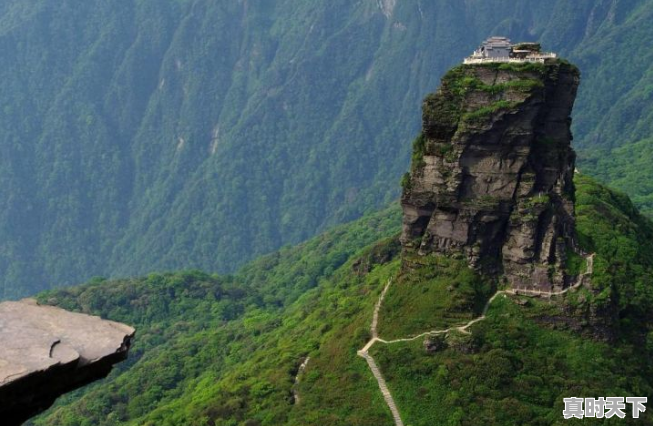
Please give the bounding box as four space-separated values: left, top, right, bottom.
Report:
465 36 557 64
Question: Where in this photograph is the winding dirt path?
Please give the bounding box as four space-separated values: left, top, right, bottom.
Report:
358 254 594 426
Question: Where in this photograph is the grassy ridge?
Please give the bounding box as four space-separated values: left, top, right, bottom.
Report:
373 295 651 426
30 177 653 425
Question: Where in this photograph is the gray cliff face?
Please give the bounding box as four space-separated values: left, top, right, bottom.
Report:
0 300 135 426
401 61 581 291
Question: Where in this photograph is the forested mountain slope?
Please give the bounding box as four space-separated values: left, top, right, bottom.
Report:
27 175 653 426
2 0 653 297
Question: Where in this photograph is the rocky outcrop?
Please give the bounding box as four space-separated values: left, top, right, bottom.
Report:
423 335 447 353
0 299 135 426
401 60 581 291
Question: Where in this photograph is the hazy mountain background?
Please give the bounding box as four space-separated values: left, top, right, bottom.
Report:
1 0 652 298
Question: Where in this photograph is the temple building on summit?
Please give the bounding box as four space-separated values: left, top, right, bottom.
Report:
464 36 557 64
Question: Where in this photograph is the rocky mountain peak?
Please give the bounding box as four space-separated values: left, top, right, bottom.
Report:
400 59 581 291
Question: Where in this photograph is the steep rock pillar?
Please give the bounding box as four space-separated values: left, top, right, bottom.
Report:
400 60 580 291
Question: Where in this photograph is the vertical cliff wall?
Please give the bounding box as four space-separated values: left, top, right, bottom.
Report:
401 60 580 291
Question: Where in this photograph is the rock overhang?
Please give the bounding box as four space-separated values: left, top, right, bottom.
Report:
0 299 135 425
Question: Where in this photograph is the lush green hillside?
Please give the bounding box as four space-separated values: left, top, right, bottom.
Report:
3 0 653 298
29 204 402 426
581 141 653 217
28 176 653 425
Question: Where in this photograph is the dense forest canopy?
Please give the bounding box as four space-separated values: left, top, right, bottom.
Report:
1 0 652 298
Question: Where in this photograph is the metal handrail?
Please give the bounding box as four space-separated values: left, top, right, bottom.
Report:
463 53 557 65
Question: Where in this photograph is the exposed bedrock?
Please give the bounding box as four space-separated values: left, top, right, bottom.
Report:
401 60 581 291
0 299 135 426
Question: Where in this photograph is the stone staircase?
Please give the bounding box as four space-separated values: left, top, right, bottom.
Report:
360 352 404 426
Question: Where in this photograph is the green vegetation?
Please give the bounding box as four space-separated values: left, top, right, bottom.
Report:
2 2 652 423
25 177 653 426
510 194 550 222
435 143 456 162
369 176 653 426
372 295 652 426
440 65 470 96
456 61 580 130
1 1 653 297
477 61 547 74
400 172 412 191
581 138 653 217
423 62 551 154
463 100 521 122
463 195 505 210
522 194 551 209
378 254 493 339
453 74 544 96
435 64 549 134
411 133 427 171
513 42 542 52
564 247 587 276
423 83 464 134
574 175 653 324
30 206 402 426
500 79 546 92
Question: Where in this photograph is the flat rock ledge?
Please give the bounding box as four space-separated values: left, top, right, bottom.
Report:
0 299 135 425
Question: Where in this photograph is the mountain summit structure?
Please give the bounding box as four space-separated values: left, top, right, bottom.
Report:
401 49 581 292
464 36 558 64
